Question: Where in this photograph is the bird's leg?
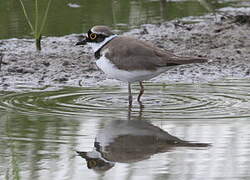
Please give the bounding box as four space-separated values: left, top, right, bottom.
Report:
137 81 144 103
128 83 133 107
128 105 132 120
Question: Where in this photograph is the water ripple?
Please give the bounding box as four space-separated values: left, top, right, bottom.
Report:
0 79 250 119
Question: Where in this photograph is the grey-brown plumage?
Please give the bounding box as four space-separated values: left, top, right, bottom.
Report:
102 36 207 71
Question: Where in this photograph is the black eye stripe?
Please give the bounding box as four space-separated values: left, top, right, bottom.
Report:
87 30 91 37
86 29 108 43
88 30 108 37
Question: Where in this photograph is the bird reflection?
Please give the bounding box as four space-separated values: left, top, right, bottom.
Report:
77 119 210 172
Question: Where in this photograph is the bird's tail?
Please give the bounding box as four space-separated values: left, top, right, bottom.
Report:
168 55 208 66
177 141 211 147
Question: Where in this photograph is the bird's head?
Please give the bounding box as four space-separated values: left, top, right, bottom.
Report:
76 25 115 46
76 151 115 172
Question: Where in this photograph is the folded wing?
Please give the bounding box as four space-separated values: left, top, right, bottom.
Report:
103 36 207 71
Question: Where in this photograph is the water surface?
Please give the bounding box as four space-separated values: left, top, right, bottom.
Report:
0 0 244 39
1 78 250 180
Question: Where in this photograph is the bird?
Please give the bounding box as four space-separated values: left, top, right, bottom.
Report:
76 25 207 107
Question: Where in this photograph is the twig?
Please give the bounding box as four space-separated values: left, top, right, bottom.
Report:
78 79 83 86
173 22 192 31
0 53 3 71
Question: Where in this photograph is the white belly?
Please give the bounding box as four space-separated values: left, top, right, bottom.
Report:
96 56 171 83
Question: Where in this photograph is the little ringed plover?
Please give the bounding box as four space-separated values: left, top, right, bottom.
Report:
76 25 207 107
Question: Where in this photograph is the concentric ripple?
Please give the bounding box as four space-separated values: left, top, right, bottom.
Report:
1 78 250 119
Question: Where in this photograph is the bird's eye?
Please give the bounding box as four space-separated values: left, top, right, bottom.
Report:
90 33 97 40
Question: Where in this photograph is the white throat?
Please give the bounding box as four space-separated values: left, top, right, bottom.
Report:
88 34 118 53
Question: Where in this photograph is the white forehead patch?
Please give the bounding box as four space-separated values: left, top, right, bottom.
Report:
91 27 104 35
91 26 113 36
91 27 99 33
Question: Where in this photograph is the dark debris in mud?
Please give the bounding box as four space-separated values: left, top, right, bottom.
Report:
0 12 250 90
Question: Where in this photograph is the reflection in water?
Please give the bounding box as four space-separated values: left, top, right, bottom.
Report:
1 79 250 179
77 118 210 172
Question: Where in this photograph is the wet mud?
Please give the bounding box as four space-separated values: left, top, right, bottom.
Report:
0 10 250 90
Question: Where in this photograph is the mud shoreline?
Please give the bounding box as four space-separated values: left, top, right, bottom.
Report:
0 10 250 91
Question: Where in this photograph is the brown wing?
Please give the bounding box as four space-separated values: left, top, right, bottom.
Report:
102 36 207 71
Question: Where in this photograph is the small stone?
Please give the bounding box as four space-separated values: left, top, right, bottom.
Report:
59 77 68 82
16 68 24 73
63 61 70 66
140 27 149 35
42 61 50 67
54 77 68 82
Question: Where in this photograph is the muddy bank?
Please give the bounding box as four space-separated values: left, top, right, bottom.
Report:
0 10 250 91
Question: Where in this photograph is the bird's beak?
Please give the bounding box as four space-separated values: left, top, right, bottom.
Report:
76 35 88 46
76 151 88 158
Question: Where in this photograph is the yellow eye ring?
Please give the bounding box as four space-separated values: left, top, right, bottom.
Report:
90 33 97 40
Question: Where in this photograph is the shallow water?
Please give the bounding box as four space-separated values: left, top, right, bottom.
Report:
1 78 250 180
